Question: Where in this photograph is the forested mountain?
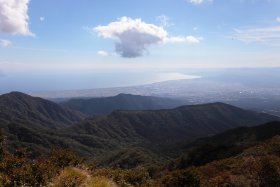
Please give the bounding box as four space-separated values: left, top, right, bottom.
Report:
1 92 278 161
159 134 280 187
61 93 186 115
0 92 280 186
168 121 280 170
69 102 279 145
0 92 85 129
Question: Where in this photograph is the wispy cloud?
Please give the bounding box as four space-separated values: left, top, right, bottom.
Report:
164 36 203 44
156 15 174 28
188 0 212 5
0 39 12 47
277 17 280 22
0 0 34 36
0 61 23 65
233 25 280 46
11 46 67 53
92 17 202 58
97 50 109 57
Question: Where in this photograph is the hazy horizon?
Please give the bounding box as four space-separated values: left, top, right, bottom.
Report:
1 0 280 92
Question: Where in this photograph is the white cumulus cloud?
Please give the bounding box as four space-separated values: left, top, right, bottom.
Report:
93 17 202 58
189 0 212 5
97 50 109 57
0 39 12 47
0 0 33 36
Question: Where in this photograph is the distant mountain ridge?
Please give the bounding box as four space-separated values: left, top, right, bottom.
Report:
61 93 186 115
69 102 279 145
0 92 85 129
0 92 279 167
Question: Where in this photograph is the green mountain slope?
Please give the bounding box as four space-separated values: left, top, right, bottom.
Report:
0 92 85 129
68 102 278 144
62 93 186 115
0 92 279 167
169 121 280 170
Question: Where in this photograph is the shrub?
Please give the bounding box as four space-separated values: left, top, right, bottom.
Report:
83 176 118 187
49 147 82 168
50 167 88 187
0 129 4 160
258 156 280 187
159 167 201 187
0 173 11 186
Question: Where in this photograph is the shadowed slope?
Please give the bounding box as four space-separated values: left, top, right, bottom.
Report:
0 92 85 129
62 93 186 115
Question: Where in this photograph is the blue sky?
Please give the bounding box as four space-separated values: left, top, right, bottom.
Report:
0 0 280 92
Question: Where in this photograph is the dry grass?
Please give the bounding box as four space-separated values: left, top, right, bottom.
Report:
83 176 118 187
49 167 89 187
49 167 118 187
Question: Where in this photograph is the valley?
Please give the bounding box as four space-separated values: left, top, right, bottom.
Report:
0 91 280 186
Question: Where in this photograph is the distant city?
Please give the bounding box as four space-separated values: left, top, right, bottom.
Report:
27 68 280 117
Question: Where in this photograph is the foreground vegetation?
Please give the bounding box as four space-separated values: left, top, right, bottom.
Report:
1 129 280 187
